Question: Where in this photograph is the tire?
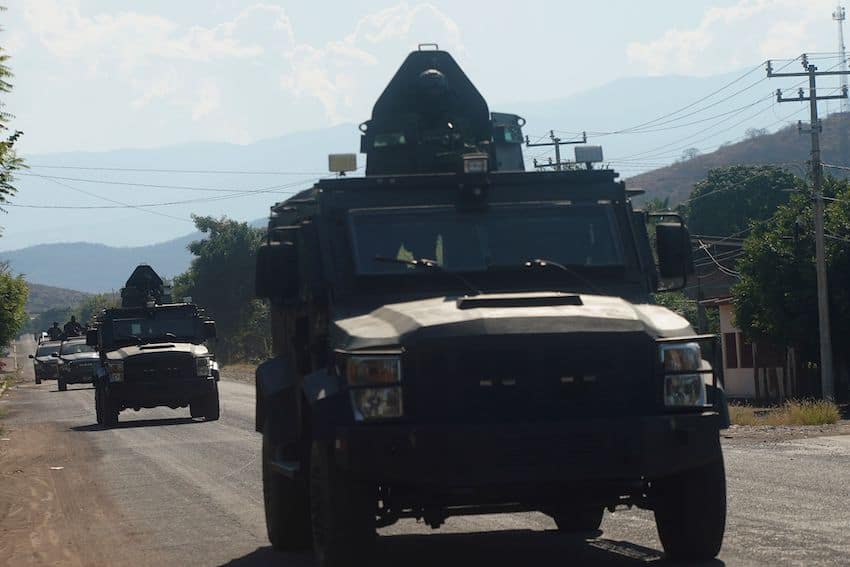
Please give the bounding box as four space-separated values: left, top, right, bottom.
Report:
204 382 220 421
58 378 67 392
653 457 726 561
310 441 376 567
262 419 311 551
551 507 604 533
101 390 119 428
35 372 42 385
94 386 104 425
189 401 203 418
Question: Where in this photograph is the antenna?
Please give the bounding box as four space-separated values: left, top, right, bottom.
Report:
834 4 849 113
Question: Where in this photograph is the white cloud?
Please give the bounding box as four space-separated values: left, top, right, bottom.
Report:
20 0 466 142
627 0 837 76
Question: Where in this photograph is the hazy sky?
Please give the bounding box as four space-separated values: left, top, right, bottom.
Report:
6 0 847 155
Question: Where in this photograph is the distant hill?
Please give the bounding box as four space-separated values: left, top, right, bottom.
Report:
2 233 197 293
1 218 266 293
25 282 89 313
628 113 850 205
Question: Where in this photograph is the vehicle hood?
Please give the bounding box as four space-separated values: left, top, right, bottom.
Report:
105 343 209 360
333 292 693 350
60 352 99 363
35 356 58 363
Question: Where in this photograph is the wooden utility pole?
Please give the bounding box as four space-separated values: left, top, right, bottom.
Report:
768 54 849 400
525 130 586 171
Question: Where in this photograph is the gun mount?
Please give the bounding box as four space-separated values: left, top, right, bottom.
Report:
360 46 526 176
120 264 172 308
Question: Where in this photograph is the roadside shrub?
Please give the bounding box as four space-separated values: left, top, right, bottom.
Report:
729 399 841 426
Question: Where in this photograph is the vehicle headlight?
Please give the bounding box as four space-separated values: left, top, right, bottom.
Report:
195 356 212 377
659 342 706 407
346 356 403 421
106 361 124 383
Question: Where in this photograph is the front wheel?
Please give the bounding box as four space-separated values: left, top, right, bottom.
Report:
310 441 376 567
58 378 67 391
653 457 726 561
101 389 119 428
94 386 104 425
204 382 220 421
262 420 311 550
35 372 42 385
551 507 604 533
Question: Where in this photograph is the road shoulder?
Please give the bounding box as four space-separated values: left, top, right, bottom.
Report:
0 416 156 567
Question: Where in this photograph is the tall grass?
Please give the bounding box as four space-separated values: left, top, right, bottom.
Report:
730 399 841 426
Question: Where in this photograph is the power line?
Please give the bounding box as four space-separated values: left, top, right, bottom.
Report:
25 164 327 176
17 171 318 193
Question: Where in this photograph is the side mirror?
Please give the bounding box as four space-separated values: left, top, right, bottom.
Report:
656 222 695 288
28 354 34 359
255 240 300 301
203 320 217 340
86 329 99 347
50 352 59 358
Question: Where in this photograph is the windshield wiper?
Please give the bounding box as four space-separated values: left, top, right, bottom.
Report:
373 256 481 296
523 258 605 295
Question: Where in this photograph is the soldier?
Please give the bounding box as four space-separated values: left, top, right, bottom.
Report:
63 316 83 338
46 322 63 340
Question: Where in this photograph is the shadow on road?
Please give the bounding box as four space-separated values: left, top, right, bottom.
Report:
219 530 726 567
70 416 203 431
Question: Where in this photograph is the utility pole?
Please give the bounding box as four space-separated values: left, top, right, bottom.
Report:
833 5 850 165
768 55 849 400
525 130 586 171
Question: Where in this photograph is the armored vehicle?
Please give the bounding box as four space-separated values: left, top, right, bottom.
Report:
87 265 220 427
254 47 729 566
56 337 98 391
29 340 61 384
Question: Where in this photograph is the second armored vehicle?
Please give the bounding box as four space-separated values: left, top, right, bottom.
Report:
29 340 61 384
88 265 220 426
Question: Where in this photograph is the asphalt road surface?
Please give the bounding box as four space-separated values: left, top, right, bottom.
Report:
2 337 850 566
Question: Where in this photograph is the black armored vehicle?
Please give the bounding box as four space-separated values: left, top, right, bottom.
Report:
29 340 61 384
88 265 220 427
254 47 729 566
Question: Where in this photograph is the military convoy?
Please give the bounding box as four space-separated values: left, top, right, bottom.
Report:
85 265 220 427
253 47 729 566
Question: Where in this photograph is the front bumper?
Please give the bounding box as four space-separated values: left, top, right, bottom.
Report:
336 412 722 487
107 376 216 407
34 364 58 379
60 367 95 384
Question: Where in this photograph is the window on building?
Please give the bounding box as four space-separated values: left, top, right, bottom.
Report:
724 332 738 369
739 334 754 368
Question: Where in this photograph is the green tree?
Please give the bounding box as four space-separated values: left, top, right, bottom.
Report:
77 292 119 325
683 165 800 237
0 262 28 344
174 216 268 362
732 177 850 387
0 17 23 213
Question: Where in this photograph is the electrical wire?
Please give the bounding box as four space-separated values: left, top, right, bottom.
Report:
24 164 327 176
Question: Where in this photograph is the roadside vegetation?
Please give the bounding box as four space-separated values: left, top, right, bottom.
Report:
729 399 841 426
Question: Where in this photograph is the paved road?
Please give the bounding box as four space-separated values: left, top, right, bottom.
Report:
2 338 850 566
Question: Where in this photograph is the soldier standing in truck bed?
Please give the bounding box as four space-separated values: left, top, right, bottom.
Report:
63 316 83 338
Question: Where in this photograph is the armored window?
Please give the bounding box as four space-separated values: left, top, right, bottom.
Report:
348 203 623 276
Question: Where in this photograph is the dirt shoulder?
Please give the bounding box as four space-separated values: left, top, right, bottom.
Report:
0 417 155 567
219 362 256 384
722 420 850 443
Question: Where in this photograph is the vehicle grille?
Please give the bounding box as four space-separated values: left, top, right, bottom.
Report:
67 361 95 377
407 332 655 423
123 353 194 383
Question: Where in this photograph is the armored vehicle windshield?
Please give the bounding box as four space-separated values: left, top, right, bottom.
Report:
101 305 206 347
351 202 623 275
60 341 96 355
